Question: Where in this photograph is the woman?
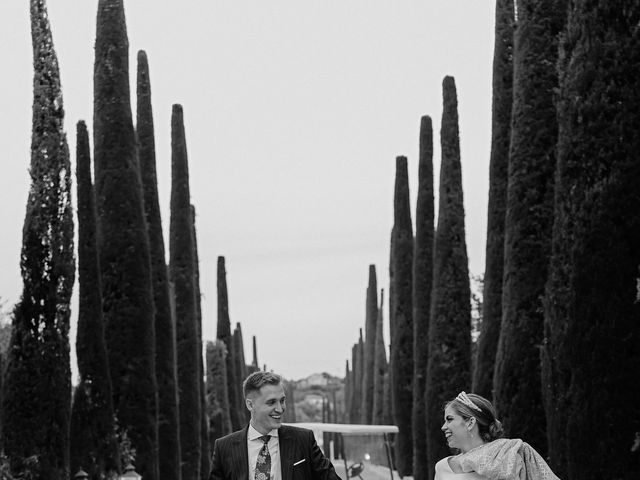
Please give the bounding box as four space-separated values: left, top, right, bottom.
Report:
435 391 560 480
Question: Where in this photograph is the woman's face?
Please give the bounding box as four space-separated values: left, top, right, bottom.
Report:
441 405 471 451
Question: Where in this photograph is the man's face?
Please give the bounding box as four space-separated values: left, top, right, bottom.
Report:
247 383 286 434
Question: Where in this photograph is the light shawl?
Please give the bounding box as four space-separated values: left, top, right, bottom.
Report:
456 439 561 480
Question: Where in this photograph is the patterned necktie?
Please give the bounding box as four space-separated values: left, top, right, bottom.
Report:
255 435 271 480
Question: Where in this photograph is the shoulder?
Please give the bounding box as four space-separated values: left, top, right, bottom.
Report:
279 424 314 439
435 456 452 472
215 427 247 447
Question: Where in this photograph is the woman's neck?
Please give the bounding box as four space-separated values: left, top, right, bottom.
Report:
459 437 486 454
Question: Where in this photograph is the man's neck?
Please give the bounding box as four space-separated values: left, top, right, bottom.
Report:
250 420 272 436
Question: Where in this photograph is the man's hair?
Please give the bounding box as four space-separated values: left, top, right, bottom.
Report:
243 371 283 398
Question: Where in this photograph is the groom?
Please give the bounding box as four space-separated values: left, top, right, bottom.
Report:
209 371 341 480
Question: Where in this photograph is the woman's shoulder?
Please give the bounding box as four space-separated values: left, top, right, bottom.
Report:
434 455 487 480
435 456 453 473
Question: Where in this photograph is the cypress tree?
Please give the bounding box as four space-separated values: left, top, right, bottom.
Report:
217 256 241 430
389 155 414 477
371 290 388 425
356 331 364 421
2 3 75 478
412 116 434 480
382 370 392 427
247 336 259 375
137 50 181 480
425 76 471 480
233 324 248 384
233 323 249 423
206 340 232 444
71 121 120 479
191 204 210 480
472 0 514 398
169 104 201 480
0 350 2 450
543 3 640 479
0 351 3 449
493 0 566 455
349 341 361 423
93 1 159 478
344 360 351 423
361 266 378 424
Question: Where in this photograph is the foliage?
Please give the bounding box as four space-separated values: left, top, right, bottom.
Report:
472 0 514 398
206 341 232 443
389 156 414 477
216 256 242 431
412 115 434 480
543 3 640 478
191 205 210 480
371 290 388 426
425 77 471 480
2 2 75 478
93 1 159 478
233 323 249 424
360 265 378 424
136 50 181 480
169 104 201 480
70 120 119 479
470 274 484 374
493 0 566 455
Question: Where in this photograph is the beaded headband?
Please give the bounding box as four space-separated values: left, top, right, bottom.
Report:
456 391 482 412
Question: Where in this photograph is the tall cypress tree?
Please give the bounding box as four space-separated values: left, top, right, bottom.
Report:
344 360 351 423
136 50 181 480
412 116 434 480
169 105 201 480
1 3 75 479
493 0 566 455
356 330 364 421
247 336 259 375
472 0 514 398
93 1 159 478
191 204 210 480
233 323 249 424
217 256 241 430
206 340 232 444
349 342 360 423
361 265 378 424
71 121 120 480
543 4 640 479
425 77 471 480
371 290 388 425
389 155 414 477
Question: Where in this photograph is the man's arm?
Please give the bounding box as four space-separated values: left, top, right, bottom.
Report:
306 430 342 480
209 438 226 480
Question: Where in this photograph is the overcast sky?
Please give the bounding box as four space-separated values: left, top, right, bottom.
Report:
0 1 495 380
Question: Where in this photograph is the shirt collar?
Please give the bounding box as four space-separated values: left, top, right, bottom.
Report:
248 423 279 441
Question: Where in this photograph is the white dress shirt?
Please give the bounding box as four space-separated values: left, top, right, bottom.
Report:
248 424 281 480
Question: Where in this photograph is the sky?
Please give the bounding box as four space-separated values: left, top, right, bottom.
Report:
0 1 495 380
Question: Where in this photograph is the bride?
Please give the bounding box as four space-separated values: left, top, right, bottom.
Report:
435 391 560 480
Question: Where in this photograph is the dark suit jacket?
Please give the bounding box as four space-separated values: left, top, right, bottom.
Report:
209 425 342 480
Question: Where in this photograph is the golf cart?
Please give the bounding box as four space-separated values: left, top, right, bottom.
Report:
287 423 399 480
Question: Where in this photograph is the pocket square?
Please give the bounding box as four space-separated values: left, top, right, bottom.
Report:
293 459 306 466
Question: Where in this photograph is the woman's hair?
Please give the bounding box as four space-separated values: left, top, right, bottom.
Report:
446 393 504 442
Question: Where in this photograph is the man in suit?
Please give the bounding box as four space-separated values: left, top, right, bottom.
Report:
209 371 342 480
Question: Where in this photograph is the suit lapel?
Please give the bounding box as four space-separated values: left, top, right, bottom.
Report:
232 427 249 480
278 426 295 480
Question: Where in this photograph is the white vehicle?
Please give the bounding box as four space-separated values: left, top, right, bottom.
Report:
287 423 399 480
